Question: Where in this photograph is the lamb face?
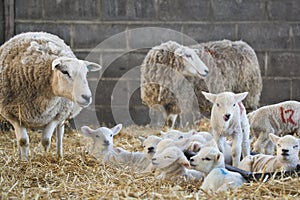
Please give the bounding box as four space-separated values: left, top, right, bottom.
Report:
174 46 209 78
51 57 101 107
80 124 122 152
270 133 300 164
141 135 162 160
151 146 189 169
190 146 225 175
202 91 248 130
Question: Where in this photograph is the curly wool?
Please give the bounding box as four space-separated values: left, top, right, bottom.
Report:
192 39 262 111
0 32 76 128
141 41 211 118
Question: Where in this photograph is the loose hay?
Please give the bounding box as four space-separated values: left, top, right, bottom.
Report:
0 124 299 199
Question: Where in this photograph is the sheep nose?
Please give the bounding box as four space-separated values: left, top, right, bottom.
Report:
81 94 91 102
152 158 156 161
282 149 289 153
223 114 231 121
148 147 154 151
204 69 209 74
190 158 194 162
104 140 110 145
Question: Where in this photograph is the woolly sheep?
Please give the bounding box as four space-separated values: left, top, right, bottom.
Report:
238 133 300 173
190 146 246 193
248 100 300 154
191 39 262 112
0 32 101 161
81 125 152 172
141 41 210 128
202 91 250 167
151 145 204 181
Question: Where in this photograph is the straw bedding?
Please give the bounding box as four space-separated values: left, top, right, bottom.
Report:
0 123 299 199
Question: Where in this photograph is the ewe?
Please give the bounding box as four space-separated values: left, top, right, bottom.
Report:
190 146 246 193
238 133 300 173
0 32 101 160
248 100 300 154
202 91 250 167
81 125 152 172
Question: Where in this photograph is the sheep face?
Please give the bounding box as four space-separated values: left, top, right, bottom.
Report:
140 135 162 160
190 146 224 174
152 146 190 169
174 47 209 78
51 57 101 108
160 129 192 140
80 124 122 151
202 91 248 129
269 133 300 163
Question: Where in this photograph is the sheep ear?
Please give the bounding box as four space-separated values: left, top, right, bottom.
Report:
216 152 222 161
269 133 280 144
234 92 248 103
52 58 62 70
174 48 184 56
84 61 102 72
111 124 122 136
138 136 146 143
202 91 217 103
80 126 94 137
160 131 167 136
179 156 190 168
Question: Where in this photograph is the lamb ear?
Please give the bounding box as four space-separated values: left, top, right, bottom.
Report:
202 91 217 103
216 152 222 161
179 156 191 168
138 136 146 143
84 61 102 72
52 58 62 70
234 92 248 103
269 133 280 144
160 131 167 136
80 126 94 137
111 124 122 136
174 48 184 56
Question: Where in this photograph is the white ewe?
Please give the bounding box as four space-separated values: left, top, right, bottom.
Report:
0 32 101 160
151 145 204 181
248 100 300 154
81 124 152 172
202 91 250 167
190 146 246 193
238 133 300 172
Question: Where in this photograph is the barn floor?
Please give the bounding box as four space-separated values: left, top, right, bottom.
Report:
0 123 299 199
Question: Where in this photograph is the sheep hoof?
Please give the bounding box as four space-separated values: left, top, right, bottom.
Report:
42 139 50 152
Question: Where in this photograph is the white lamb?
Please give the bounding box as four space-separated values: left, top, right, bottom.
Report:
138 135 162 160
238 133 300 173
248 100 300 154
190 146 246 193
0 32 102 160
151 145 204 181
80 124 152 172
202 91 250 167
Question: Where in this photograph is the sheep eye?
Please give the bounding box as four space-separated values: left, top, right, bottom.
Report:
293 145 298 149
185 54 192 58
60 67 71 78
233 104 236 107
277 144 281 147
178 136 184 139
95 135 100 138
216 103 220 107
202 157 211 161
110 134 113 137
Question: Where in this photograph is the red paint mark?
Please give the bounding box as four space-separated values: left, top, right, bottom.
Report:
205 47 217 56
280 106 296 125
238 102 245 116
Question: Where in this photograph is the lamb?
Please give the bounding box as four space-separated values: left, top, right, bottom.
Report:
81 124 152 172
0 32 101 161
138 135 162 160
238 133 300 173
190 146 246 193
202 91 250 167
151 145 204 181
141 40 262 128
141 40 210 128
247 100 300 154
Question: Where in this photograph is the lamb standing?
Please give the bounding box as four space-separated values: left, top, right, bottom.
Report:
248 100 300 154
190 146 246 193
202 91 250 167
238 133 300 173
81 125 152 172
0 32 101 161
141 41 210 128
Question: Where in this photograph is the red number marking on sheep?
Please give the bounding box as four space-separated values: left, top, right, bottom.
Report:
280 107 296 126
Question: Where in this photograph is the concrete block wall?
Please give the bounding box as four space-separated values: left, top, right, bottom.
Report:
1 0 300 126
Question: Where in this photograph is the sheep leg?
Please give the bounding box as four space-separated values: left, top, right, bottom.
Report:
215 134 225 154
241 130 250 158
56 121 65 159
232 133 242 167
253 133 268 154
41 120 59 153
10 120 29 161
